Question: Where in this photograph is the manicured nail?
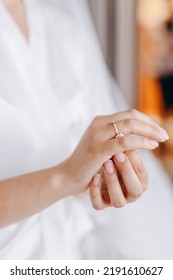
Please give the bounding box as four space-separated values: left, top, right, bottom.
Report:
104 160 114 174
93 174 100 186
159 127 169 140
114 153 126 163
149 140 159 148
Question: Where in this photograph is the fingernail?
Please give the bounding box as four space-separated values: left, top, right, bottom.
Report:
114 153 126 163
93 174 100 186
104 160 114 174
159 127 169 141
149 140 159 148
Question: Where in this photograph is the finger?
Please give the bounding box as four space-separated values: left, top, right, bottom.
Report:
113 153 143 202
92 109 164 130
98 119 169 143
104 160 127 208
90 174 106 210
102 135 159 160
115 119 168 142
125 150 149 191
104 109 165 129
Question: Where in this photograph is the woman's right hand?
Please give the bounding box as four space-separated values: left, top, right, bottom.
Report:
89 150 149 210
63 109 169 196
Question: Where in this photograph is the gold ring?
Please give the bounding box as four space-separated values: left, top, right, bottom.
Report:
112 121 124 138
112 121 119 137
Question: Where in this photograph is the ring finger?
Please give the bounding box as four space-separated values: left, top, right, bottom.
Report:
98 119 168 143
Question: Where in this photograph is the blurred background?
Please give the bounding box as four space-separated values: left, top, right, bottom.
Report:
88 0 173 181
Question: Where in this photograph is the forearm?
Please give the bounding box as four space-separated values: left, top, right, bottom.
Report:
0 110 168 228
0 161 72 228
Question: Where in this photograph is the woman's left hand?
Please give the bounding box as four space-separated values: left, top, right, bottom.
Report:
89 150 148 209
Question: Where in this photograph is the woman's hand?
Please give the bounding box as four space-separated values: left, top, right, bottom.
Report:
64 109 169 196
89 151 148 209
0 109 168 227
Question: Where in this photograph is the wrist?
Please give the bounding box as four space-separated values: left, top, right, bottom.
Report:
50 160 76 199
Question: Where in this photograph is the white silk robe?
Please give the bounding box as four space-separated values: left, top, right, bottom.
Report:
0 0 173 259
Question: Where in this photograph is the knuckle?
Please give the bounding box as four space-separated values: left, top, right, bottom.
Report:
124 118 131 128
129 108 138 117
124 118 135 132
93 115 102 124
112 199 125 208
128 187 143 200
117 136 127 149
130 119 136 130
93 203 103 211
139 137 147 147
135 163 144 175
118 161 131 173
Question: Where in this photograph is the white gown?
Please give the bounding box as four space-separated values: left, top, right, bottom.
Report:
0 0 173 259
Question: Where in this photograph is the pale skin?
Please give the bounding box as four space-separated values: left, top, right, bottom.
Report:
0 0 170 227
0 108 169 227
